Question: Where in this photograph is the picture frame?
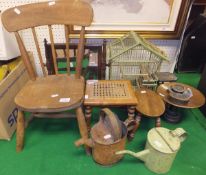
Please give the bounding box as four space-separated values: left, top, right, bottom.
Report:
71 0 193 39
194 0 206 5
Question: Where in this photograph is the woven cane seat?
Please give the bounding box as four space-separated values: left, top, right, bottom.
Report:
84 80 138 106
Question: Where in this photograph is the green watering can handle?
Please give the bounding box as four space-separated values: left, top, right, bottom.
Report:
170 128 187 142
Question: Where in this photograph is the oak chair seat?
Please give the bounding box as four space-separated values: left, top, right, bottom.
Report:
15 74 84 112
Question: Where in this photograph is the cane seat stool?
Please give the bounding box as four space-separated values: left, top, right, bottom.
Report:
134 88 165 132
1 0 93 153
84 80 138 140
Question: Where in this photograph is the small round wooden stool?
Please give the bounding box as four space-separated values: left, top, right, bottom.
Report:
157 82 205 123
133 88 165 132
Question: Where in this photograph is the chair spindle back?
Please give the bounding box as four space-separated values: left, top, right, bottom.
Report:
1 0 93 80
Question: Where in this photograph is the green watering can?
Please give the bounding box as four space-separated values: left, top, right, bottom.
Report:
116 127 187 174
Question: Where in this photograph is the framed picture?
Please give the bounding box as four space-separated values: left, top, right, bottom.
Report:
194 0 206 4
71 0 192 39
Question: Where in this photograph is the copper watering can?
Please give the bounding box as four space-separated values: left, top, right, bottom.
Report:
116 127 187 174
75 108 127 166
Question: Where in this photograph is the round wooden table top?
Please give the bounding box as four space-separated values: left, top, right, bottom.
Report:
157 82 205 108
135 88 165 117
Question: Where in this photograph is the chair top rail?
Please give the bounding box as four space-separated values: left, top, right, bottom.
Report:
2 0 93 32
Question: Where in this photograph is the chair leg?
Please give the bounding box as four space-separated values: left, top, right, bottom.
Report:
76 106 91 155
16 110 25 152
156 117 161 127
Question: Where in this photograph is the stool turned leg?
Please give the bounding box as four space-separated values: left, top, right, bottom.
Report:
164 104 181 123
85 106 92 133
127 106 135 121
16 110 25 152
126 106 137 141
135 114 142 130
76 107 91 155
156 117 161 127
128 114 142 141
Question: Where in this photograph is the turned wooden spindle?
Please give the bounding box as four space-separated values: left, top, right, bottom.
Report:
156 117 161 127
85 106 92 133
127 106 136 121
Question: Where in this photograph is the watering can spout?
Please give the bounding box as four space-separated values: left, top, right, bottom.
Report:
116 149 150 162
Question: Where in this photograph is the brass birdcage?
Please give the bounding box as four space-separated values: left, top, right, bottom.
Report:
106 31 169 89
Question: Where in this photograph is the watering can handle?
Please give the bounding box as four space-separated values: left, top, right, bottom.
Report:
170 128 187 142
100 108 122 141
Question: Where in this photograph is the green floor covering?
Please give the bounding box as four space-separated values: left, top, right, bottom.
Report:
0 73 206 175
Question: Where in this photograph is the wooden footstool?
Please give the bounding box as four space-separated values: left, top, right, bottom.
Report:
134 88 165 131
84 80 138 139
